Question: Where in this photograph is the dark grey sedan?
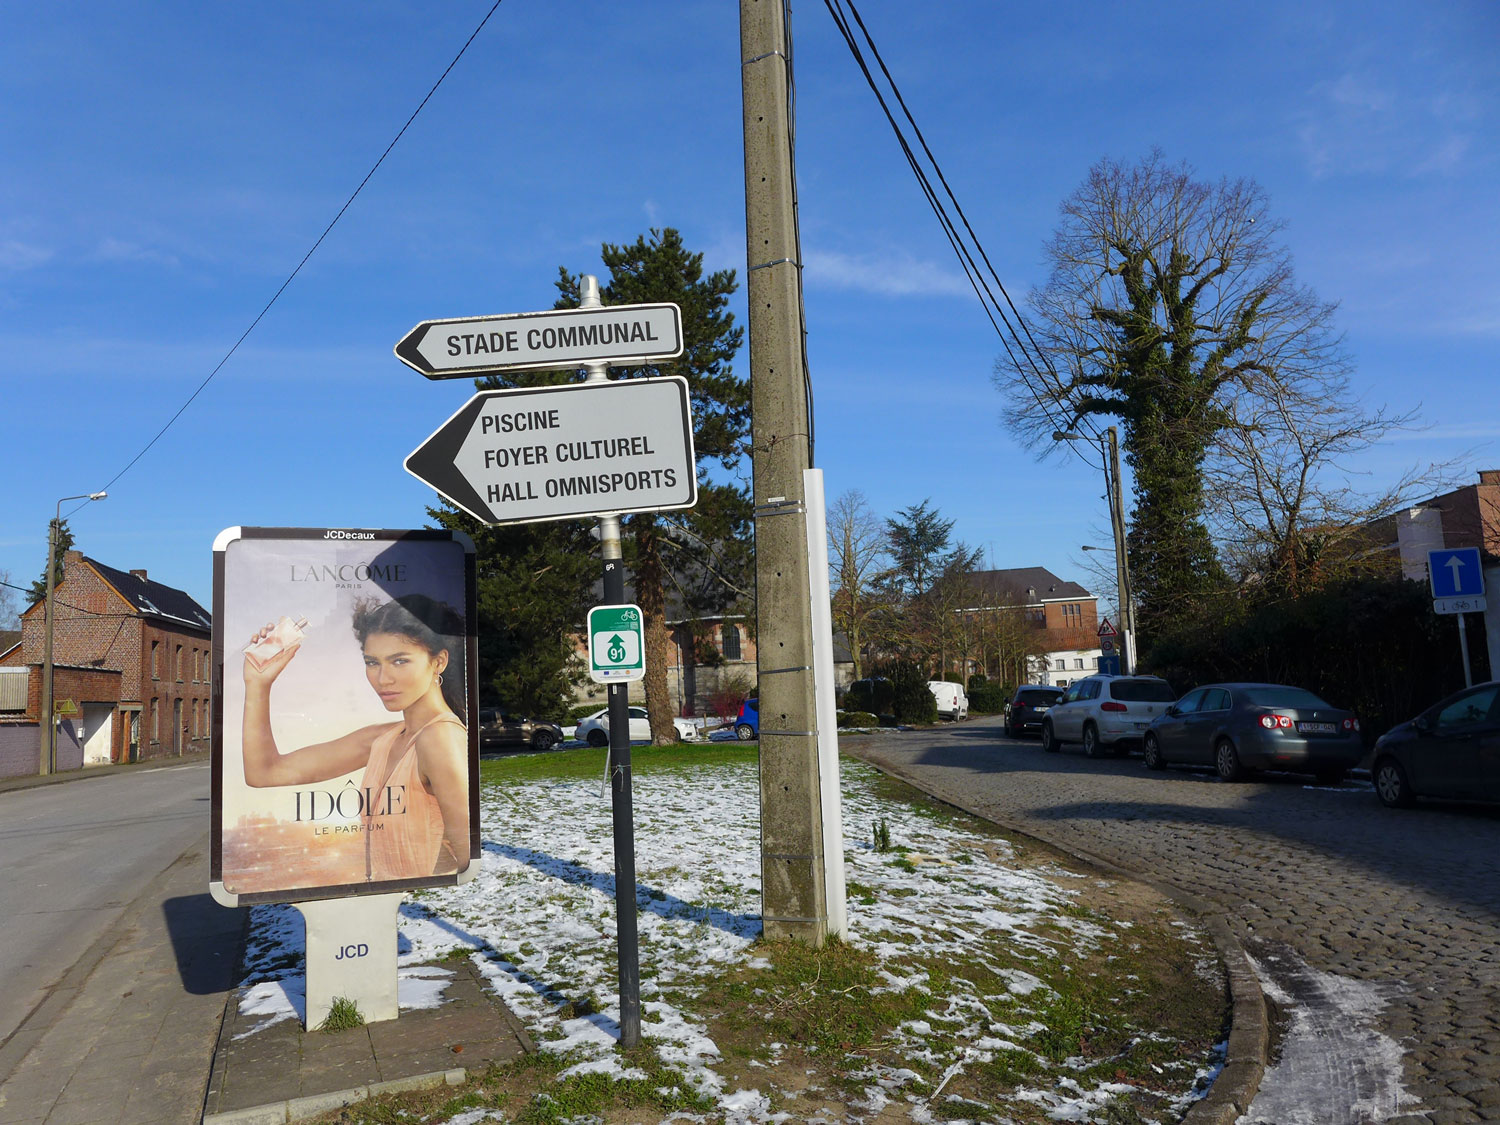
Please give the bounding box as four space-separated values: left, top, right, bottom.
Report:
1371 681 1500 808
1142 683 1363 783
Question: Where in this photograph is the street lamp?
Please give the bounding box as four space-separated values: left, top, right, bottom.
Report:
1053 428 1136 673
40 491 107 775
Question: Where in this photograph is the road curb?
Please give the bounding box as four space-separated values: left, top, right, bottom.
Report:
847 750 1268 1123
201 1068 467 1125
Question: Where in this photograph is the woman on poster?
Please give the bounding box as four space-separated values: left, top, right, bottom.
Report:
241 594 469 881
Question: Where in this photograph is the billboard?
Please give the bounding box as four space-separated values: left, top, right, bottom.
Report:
210 527 478 906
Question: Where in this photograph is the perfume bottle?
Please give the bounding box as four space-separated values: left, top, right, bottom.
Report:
243 616 309 669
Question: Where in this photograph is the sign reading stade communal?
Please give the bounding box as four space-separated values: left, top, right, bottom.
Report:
405 378 698 526
395 303 683 380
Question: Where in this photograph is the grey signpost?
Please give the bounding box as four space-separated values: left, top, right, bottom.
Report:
1428 547 1487 688
402 279 690 1048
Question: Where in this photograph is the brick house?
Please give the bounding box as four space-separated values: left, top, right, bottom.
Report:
962 567 1104 687
0 551 212 776
1361 468 1500 678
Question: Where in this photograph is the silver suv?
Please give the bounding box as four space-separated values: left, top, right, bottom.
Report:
1041 674 1178 757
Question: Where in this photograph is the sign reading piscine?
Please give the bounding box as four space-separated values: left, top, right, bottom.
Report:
395 303 684 380
405 377 697 526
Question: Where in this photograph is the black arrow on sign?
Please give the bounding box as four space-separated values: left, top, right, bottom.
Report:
394 323 437 377
404 395 493 522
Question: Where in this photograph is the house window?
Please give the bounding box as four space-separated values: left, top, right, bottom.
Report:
151 698 160 742
191 700 199 736
151 641 160 680
176 645 184 682
721 624 741 661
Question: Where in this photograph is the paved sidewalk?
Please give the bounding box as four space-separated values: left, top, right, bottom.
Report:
203 961 532 1124
0 752 211 797
0 835 245 1125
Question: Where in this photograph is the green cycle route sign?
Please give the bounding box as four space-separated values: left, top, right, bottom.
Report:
588 604 645 684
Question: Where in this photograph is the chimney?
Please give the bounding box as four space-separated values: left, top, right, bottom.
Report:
130 568 148 581
1479 470 1500 486
64 550 83 566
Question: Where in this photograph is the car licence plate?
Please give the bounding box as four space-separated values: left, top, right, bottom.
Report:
1297 721 1337 734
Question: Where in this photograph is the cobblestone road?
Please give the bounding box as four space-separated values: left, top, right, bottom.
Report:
845 716 1500 1125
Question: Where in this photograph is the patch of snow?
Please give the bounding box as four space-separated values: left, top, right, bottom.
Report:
239 758 1216 1123
1239 949 1417 1124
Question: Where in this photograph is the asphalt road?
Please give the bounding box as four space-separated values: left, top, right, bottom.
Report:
845 714 1500 1125
0 763 210 1050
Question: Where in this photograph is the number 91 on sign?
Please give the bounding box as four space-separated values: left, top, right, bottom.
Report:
587 604 646 684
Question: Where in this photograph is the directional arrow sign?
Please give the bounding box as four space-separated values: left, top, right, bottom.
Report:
406 377 697 526
1428 547 1485 599
395 303 683 380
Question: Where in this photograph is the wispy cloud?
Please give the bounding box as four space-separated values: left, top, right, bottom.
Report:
804 248 972 298
0 240 54 270
1297 67 1483 180
92 237 180 268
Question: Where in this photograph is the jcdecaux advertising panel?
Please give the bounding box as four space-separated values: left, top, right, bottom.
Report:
210 527 479 906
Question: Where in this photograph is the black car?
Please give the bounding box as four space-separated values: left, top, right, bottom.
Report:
477 708 564 753
1371 681 1500 808
1004 684 1063 738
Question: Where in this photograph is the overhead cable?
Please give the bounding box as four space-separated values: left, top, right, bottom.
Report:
68 0 506 520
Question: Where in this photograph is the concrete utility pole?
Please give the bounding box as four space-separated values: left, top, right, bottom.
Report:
1104 428 1135 674
740 0 828 944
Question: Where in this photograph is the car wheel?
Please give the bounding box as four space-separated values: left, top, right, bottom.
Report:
1143 733 1165 771
1314 767 1345 786
1374 757 1415 808
1214 738 1243 782
1083 723 1102 758
1041 721 1059 753
532 730 558 753
587 729 608 748
735 723 756 741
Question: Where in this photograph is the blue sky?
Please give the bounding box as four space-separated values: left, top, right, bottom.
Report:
2 1 1497 616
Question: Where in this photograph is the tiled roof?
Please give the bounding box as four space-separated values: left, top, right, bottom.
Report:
86 558 212 632
966 567 1093 605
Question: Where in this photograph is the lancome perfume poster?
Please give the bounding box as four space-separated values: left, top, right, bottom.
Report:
211 527 478 905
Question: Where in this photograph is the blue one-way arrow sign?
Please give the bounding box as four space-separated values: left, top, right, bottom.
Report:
1428 547 1485 599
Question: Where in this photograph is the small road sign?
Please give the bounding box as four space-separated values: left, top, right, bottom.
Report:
1428 547 1485 600
395 303 683 380
405 377 697 526
1433 595 1487 616
1097 617 1118 638
588 604 645 684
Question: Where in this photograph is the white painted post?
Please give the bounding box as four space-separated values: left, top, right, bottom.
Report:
803 469 847 939
296 892 405 1029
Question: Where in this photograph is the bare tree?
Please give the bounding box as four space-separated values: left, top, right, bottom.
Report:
994 151 1350 628
1205 378 1462 595
828 490 894 680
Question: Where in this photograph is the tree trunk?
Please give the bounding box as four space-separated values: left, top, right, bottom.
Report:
634 516 677 744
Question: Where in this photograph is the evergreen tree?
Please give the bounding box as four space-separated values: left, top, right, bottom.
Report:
29 519 74 605
555 229 750 743
427 506 596 718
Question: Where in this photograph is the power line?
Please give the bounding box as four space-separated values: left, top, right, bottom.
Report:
65 0 506 521
822 0 1105 467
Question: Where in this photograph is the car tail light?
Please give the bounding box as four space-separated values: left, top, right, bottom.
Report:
1342 717 1361 731
1100 701 1127 712
1259 714 1294 729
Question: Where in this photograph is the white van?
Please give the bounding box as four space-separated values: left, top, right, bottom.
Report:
927 680 969 721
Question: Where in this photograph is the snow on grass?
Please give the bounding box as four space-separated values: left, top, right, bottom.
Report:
239 756 1213 1121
